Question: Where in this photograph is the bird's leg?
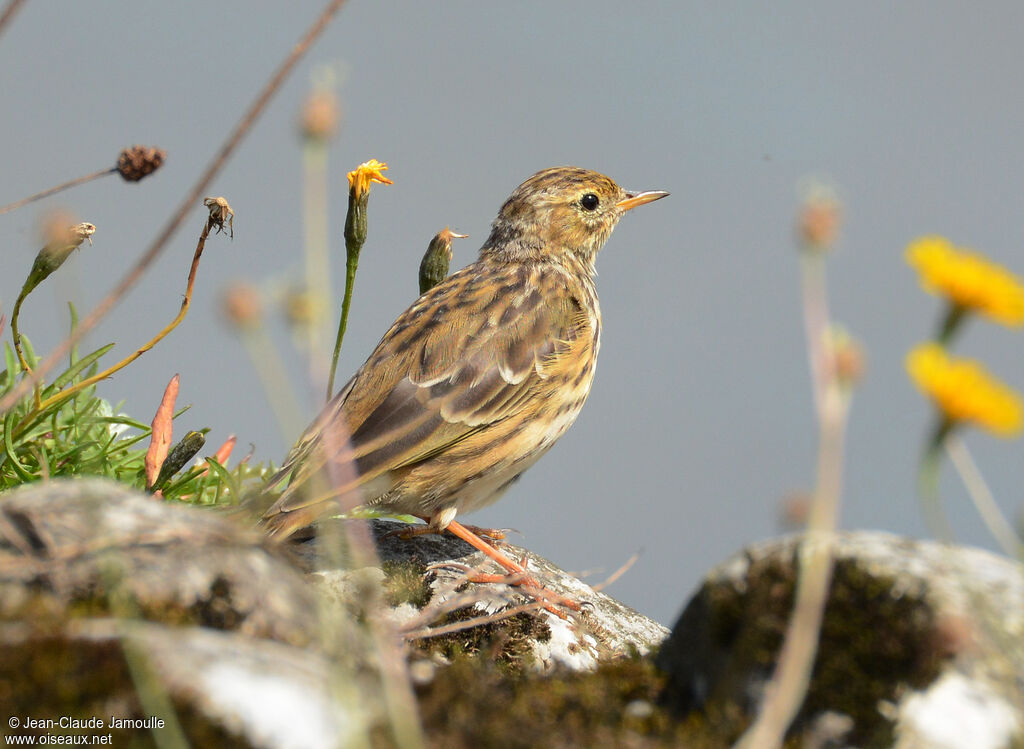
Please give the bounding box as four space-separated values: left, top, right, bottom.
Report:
443 520 580 616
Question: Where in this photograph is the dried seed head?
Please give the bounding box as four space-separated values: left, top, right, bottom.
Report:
283 287 325 328
778 490 811 528
299 89 341 142
826 327 866 388
203 196 234 238
116 145 166 182
222 282 263 330
796 180 841 252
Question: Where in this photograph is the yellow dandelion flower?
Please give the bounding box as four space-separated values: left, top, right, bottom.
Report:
906 236 1024 327
906 343 1023 437
347 158 393 198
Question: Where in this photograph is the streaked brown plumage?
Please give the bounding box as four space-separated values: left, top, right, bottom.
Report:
262 167 667 553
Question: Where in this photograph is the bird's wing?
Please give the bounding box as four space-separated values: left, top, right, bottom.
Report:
266 262 588 517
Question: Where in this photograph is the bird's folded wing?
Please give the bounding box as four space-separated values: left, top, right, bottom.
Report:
269 265 587 514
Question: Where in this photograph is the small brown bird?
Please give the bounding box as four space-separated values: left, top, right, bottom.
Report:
262 167 667 603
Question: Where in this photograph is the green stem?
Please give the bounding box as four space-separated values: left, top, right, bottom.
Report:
917 417 955 540
937 303 966 346
326 189 367 399
11 289 30 374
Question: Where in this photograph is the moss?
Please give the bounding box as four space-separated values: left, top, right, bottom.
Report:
0 634 245 748
380 560 433 608
681 554 949 746
412 606 551 673
415 653 726 748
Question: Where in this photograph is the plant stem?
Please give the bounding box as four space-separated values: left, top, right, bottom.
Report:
0 168 114 216
326 188 366 399
917 418 954 541
944 433 1022 556
0 0 27 40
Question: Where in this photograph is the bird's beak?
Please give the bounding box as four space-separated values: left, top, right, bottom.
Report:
616 190 670 212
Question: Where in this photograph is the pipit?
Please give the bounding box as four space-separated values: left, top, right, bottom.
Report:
262 166 667 609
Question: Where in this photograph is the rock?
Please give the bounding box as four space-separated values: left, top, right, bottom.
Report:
0 478 322 646
1 618 368 749
657 531 1024 748
293 518 670 672
1 479 669 746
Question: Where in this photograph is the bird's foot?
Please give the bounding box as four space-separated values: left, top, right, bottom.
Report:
442 519 579 618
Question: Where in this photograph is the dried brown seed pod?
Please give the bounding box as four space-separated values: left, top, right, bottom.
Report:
116 145 166 182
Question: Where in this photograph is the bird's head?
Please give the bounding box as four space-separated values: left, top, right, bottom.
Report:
481 166 668 272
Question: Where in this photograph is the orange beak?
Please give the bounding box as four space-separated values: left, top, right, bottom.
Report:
616 190 670 212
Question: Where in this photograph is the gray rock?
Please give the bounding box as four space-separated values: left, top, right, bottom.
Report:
294 518 670 672
2 617 369 749
657 531 1024 748
0 478 322 646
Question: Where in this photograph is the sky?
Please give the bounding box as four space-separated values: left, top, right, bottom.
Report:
1 2 1022 626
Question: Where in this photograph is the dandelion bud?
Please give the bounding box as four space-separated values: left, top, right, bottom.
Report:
419 227 467 294
22 216 96 297
152 430 207 491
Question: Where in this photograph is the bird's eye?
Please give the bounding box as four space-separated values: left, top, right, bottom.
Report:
580 193 600 211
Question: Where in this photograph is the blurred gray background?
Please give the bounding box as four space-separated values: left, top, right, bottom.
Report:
1 2 1021 626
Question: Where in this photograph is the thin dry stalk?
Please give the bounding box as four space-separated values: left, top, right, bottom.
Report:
315 421 425 749
591 551 640 592
945 433 1022 556
735 251 852 749
0 0 350 419
403 602 545 642
0 168 114 216
401 559 519 633
0 0 27 40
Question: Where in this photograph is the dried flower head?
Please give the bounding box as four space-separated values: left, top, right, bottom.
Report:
906 236 1024 328
906 343 1023 437
299 89 341 142
116 145 166 182
221 282 263 330
796 181 841 251
826 326 866 388
283 287 325 328
203 196 234 238
347 158 392 198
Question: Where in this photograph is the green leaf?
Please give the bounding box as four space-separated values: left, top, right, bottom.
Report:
68 302 80 366
3 410 34 481
202 456 239 503
88 415 151 432
20 334 37 368
1 343 18 391
54 343 115 388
